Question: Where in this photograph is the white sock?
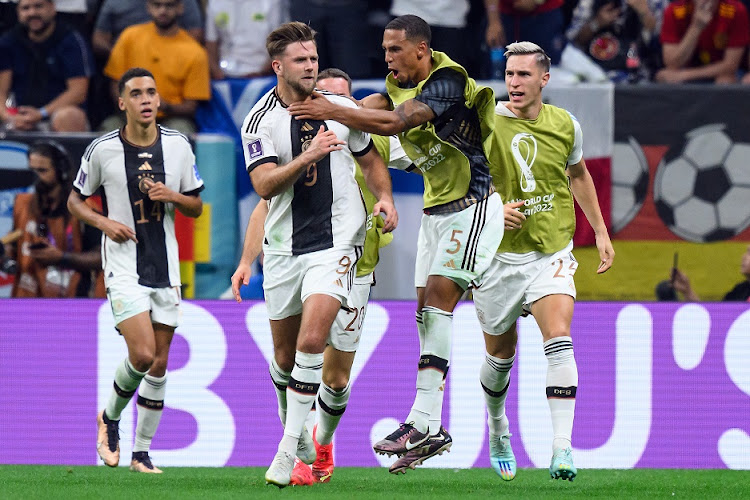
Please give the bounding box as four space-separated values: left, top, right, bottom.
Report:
316 382 350 445
419 310 449 435
480 352 514 436
106 358 147 420
407 306 451 433
280 351 323 456
544 336 578 451
133 373 167 452
269 358 290 426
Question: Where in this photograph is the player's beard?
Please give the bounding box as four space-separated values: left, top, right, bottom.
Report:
285 75 315 98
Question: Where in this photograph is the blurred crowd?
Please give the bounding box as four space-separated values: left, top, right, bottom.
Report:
2 0 750 135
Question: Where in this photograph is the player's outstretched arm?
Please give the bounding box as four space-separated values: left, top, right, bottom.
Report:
357 147 398 233
67 190 137 244
567 159 615 273
231 200 268 303
288 92 434 136
250 125 344 199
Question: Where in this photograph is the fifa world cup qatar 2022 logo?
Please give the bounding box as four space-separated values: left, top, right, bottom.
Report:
511 132 537 193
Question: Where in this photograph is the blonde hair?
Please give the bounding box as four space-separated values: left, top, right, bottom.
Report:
504 41 551 72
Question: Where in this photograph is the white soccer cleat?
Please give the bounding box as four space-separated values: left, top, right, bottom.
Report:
265 451 295 488
296 426 316 465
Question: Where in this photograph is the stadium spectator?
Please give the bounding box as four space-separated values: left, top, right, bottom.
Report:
391 0 473 71
656 0 750 83
289 0 371 79
567 0 667 82
69 67 204 473
484 0 568 74
102 0 210 134
91 0 203 57
669 247 750 301
204 0 285 80
0 0 92 132
7 141 101 297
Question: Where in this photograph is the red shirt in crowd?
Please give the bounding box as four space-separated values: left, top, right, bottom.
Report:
660 0 750 66
498 0 563 16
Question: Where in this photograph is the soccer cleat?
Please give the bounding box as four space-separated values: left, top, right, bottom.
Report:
296 426 316 465
290 458 314 486
373 422 429 457
549 447 577 481
130 451 163 473
389 426 452 474
265 450 295 488
96 410 120 467
489 433 516 481
311 425 334 483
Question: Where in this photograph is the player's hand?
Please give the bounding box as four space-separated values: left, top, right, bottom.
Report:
230 263 253 303
29 242 63 266
595 231 614 274
288 91 337 121
305 125 345 163
503 201 526 230
373 198 398 233
146 181 176 203
102 219 137 244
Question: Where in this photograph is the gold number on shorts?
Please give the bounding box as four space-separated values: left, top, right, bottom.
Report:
337 255 352 275
447 229 463 255
344 306 367 332
304 163 318 186
553 259 576 278
344 307 359 331
134 199 162 224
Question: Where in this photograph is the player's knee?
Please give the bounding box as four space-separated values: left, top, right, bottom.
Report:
130 349 155 372
274 352 295 373
322 373 349 391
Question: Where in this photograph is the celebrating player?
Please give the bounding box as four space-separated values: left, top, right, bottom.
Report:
68 67 204 473
473 41 615 482
237 22 397 487
288 14 504 474
232 67 411 485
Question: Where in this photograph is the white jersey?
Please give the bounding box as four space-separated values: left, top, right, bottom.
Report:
73 126 204 288
241 88 370 256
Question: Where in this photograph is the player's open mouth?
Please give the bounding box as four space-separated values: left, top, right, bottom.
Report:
390 69 399 78
142 108 153 117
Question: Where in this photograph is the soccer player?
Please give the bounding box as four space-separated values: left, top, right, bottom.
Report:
232 67 411 485
67 67 204 473
289 14 505 473
238 22 397 487
473 41 615 481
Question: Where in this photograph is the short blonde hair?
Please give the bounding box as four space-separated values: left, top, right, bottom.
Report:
504 41 551 72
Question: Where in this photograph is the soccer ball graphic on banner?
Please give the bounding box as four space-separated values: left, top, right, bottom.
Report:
611 136 649 233
654 124 750 242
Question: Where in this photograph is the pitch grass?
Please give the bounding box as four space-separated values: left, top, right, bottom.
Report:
2 466 749 500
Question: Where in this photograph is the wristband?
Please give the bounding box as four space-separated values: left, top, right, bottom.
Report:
39 107 49 120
